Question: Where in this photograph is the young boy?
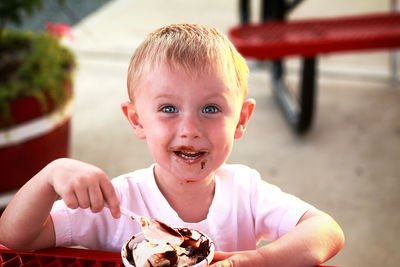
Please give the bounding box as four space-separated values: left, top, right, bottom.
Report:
0 24 344 266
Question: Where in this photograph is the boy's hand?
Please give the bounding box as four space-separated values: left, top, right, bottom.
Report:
47 158 121 218
213 209 344 267
211 251 264 267
0 158 121 250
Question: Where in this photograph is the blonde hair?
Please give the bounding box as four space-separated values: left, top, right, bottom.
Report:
127 24 249 101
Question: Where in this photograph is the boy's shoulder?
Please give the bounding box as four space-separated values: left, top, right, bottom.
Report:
218 163 282 192
217 163 262 187
218 163 260 177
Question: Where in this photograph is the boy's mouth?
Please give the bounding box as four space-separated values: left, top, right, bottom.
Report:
170 146 208 161
174 150 206 160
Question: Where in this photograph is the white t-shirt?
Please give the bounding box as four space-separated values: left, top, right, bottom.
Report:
51 164 312 251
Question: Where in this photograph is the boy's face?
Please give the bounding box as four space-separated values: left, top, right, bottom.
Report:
123 64 254 183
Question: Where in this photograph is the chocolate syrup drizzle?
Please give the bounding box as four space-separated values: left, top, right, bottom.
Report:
155 220 183 238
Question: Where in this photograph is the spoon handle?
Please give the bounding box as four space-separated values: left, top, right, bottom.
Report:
120 207 142 221
105 205 183 243
104 204 142 222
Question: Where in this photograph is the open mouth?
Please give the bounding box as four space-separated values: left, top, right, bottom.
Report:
174 151 206 160
170 146 208 162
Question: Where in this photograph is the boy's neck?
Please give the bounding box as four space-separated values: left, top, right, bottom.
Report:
153 165 216 223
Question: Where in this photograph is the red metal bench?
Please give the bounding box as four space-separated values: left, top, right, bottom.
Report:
0 244 338 267
229 9 400 133
0 244 123 267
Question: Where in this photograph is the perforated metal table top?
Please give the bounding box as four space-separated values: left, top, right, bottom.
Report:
229 12 400 59
0 244 123 267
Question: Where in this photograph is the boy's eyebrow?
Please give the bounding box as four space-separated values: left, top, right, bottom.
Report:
153 91 231 101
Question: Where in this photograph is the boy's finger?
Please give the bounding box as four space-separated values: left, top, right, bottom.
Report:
211 259 233 267
62 194 80 209
60 188 79 209
212 251 233 261
88 183 104 213
100 179 120 218
211 252 235 267
106 199 121 218
74 182 90 209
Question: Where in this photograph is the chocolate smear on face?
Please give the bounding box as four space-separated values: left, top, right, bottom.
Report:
200 160 207 170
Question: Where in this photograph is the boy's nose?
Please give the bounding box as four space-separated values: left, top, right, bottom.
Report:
179 115 202 139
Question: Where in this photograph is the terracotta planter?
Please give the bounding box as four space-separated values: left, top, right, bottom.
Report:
0 85 73 193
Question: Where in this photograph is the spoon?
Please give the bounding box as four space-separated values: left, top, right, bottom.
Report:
108 205 184 244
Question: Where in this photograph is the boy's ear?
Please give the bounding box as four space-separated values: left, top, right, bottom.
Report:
234 98 256 139
121 101 146 139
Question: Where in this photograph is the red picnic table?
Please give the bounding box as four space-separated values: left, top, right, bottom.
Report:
0 244 339 267
229 0 400 133
0 244 123 267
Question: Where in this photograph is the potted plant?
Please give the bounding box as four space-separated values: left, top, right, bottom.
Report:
0 1 76 193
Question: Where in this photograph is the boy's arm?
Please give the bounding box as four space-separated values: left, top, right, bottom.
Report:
0 169 58 250
0 158 121 251
212 208 345 267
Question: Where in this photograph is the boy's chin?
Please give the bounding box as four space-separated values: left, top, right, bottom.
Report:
157 163 215 183
174 168 214 183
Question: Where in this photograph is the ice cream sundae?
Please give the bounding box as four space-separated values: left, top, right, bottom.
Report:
121 222 214 267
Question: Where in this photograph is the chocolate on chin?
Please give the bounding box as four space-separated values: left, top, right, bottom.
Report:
122 228 214 267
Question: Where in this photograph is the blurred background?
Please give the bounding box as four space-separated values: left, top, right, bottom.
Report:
1 0 400 266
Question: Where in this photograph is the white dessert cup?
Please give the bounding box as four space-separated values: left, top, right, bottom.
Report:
121 229 215 267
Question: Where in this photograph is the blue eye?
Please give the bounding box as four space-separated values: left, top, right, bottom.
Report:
203 105 219 114
161 105 178 113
